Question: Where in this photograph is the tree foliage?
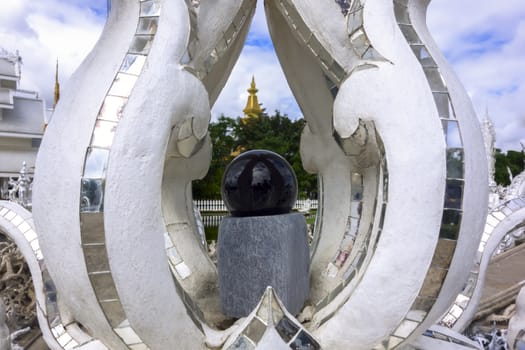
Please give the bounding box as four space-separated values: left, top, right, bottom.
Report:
495 149 524 186
192 112 317 199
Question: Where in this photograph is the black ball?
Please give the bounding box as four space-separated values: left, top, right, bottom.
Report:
221 150 298 217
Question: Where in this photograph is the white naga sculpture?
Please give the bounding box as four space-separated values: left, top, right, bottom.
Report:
28 0 488 349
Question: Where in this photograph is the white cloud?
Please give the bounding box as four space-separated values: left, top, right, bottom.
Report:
1 0 523 151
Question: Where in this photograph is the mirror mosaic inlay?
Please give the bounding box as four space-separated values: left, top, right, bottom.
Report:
78 1 163 348
386 0 467 347
225 288 321 350
441 198 525 328
313 136 388 328
0 203 87 349
276 0 346 85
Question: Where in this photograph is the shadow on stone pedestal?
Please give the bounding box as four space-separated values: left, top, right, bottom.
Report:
218 212 310 318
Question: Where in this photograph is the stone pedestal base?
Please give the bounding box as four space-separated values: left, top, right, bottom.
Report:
218 213 310 317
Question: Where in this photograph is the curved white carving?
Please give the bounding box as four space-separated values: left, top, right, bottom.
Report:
32 0 487 348
0 201 105 349
442 198 525 332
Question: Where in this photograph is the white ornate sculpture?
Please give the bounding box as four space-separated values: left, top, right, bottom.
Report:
28 0 487 349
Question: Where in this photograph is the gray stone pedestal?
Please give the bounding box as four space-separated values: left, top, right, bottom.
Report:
218 212 310 318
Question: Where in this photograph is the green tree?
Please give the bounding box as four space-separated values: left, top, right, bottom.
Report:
192 112 318 199
495 149 525 186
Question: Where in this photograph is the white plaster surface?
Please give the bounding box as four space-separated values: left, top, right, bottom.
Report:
32 1 141 349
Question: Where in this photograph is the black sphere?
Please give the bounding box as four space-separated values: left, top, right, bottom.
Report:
221 150 298 217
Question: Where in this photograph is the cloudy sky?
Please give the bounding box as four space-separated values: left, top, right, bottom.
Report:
0 0 523 151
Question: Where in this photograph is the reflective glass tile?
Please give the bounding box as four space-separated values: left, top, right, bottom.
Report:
394 319 419 338
108 73 138 97
166 246 182 266
419 267 447 298
227 335 255 350
307 35 323 57
343 265 357 284
486 215 500 227
315 295 329 311
120 55 146 76
506 200 520 211
83 147 109 178
406 310 426 323
129 35 155 55
136 17 158 35
431 238 456 268
0 207 9 216
215 37 228 55
17 221 31 233
233 8 247 29
433 92 453 119
294 16 311 42
98 95 127 122
347 8 363 36
57 332 73 346
80 178 104 213
440 210 461 240
84 244 110 272
129 344 148 350
387 336 404 349
393 2 410 24
89 272 119 301
350 30 370 57
271 296 284 325
330 61 345 82
244 317 266 344
444 180 463 210
290 330 321 350
100 300 127 328
91 120 118 148
411 45 437 68
492 211 506 221
11 214 23 226
379 203 387 229
442 120 462 148
140 0 161 17
114 326 143 345
398 24 421 44
30 239 40 252
174 262 191 279
424 67 447 92
412 297 436 312
256 292 270 322
4 211 15 221
446 148 464 179
224 24 236 45
351 173 363 200
80 213 105 244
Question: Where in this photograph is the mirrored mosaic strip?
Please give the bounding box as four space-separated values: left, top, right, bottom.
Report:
345 0 385 61
387 1 466 348
309 175 325 258
0 204 83 349
185 0 256 79
334 0 350 16
440 198 525 328
78 1 162 348
164 232 205 333
276 0 346 85
314 139 389 326
226 287 321 350
419 329 480 349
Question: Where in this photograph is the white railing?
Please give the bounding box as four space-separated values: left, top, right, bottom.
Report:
194 199 318 213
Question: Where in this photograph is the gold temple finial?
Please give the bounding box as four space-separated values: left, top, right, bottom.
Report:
53 59 60 108
242 76 263 120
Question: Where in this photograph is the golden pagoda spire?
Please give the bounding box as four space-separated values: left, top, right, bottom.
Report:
53 59 60 108
242 76 262 119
